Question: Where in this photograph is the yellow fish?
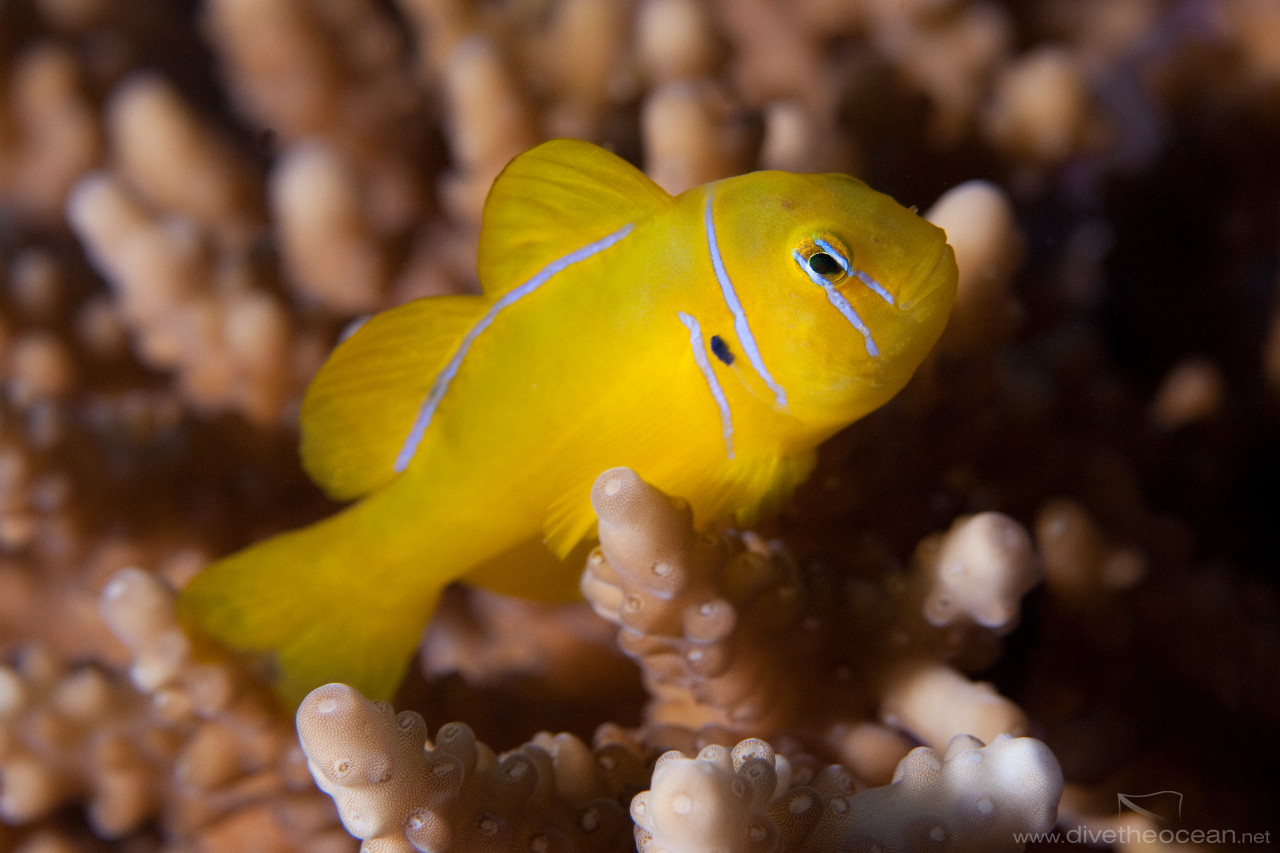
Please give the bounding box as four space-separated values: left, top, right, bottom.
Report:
178 139 957 704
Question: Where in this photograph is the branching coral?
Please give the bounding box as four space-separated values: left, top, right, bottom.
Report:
922 180 1025 357
296 682 636 853
1034 499 1147 606
633 734 1061 853
295 469 1062 851
910 511 1040 635
1 567 354 851
0 634 349 851
296 681 1062 853
581 467 1038 761
0 645 153 836
982 47 1100 166
580 467 824 738
67 171 295 425
0 42 100 222
105 73 265 249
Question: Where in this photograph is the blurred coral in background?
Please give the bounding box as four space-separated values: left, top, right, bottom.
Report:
0 0 1277 851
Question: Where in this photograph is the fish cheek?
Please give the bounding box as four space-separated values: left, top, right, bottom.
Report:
768 303 845 390
794 299 891 409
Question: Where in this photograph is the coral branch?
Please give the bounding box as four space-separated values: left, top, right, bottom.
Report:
296 683 633 853
296 682 1061 853
582 468 1040 758
582 467 824 737
634 734 1062 853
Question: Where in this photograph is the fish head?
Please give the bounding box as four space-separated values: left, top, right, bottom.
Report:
705 170 958 431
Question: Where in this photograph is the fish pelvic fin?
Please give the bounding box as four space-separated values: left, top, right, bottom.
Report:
176 501 441 705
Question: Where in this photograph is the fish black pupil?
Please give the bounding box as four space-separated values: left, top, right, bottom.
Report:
808 252 841 277
710 335 734 365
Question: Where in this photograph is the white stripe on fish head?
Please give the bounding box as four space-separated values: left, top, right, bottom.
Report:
811 236 895 306
703 192 789 412
792 248 880 358
678 310 735 460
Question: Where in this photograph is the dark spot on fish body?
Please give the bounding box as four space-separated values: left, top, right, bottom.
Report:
710 335 734 365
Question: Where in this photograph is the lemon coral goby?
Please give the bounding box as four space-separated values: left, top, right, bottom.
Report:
177 139 958 705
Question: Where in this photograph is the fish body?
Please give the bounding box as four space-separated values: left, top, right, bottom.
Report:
178 140 957 703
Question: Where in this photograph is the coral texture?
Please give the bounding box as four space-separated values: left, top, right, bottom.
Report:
633 734 1062 853
0 568 351 852
581 467 1036 759
295 680 1062 853
580 467 824 738
297 682 636 853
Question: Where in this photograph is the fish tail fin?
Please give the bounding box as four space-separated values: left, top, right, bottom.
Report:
177 502 440 706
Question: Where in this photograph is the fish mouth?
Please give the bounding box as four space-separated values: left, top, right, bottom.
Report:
896 240 955 311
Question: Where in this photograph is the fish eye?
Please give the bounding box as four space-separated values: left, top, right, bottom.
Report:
807 252 842 277
793 235 851 285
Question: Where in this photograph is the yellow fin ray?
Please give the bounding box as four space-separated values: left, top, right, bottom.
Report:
714 447 818 528
478 139 673 296
299 294 486 501
537 362 707 557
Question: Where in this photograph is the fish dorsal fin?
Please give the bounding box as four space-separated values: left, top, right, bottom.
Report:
299 294 487 501
478 139 673 296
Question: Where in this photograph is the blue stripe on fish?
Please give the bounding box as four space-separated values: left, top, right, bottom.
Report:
394 223 636 472
678 311 735 459
812 236 895 305
704 192 789 411
853 269 895 305
793 249 880 357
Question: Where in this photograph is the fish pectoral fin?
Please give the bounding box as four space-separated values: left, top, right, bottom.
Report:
719 447 818 527
300 293 487 501
478 139 673 297
542 486 601 560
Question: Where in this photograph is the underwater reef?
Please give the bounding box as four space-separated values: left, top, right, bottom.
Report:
1 0 1278 850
